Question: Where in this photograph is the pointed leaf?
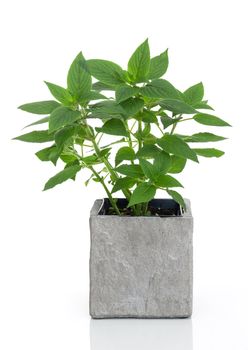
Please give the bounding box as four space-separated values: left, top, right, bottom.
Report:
193 148 225 157
160 115 182 129
13 130 54 143
140 159 158 181
92 81 116 91
18 100 60 114
157 135 198 162
87 59 125 86
140 110 157 123
35 145 57 162
148 49 169 79
24 117 49 128
184 132 227 142
67 52 92 100
49 106 81 133
128 183 156 207
167 189 186 210
155 174 183 188
115 147 136 166
159 99 197 114
54 125 75 149
45 82 73 105
153 151 172 173
120 97 144 117
128 39 150 83
116 85 139 103
136 144 161 158
95 119 128 136
193 113 231 126
43 165 81 190
115 164 143 178
168 156 187 173
184 82 204 105
141 79 180 99
112 177 136 193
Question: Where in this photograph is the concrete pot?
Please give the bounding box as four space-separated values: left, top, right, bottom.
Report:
89 198 193 318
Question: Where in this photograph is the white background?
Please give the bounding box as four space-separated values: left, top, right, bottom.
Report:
0 0 248 349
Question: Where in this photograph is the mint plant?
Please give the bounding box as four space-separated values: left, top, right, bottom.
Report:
14 39 230 216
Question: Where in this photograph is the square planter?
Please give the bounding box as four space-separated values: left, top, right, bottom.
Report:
89 198 193 318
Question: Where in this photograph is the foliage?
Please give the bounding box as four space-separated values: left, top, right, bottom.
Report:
14 40 230 215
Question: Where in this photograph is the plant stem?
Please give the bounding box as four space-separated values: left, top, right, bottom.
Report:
138 119 142 150
142 202 148 215
178 117 194 122
170 114 182 135
89 166 121 215
81 118 132 201
156 122 164 135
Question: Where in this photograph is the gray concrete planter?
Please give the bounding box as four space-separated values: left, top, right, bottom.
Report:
89 198 193 318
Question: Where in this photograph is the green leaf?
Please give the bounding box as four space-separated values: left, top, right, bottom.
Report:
24 116 49 128
92 81 116 91
141 79 180 99
155 174 183 188
115 147 136 166
35 145 57 161
193 113 231 126
128 39 150 83
139 110 157 123
167 189 186 210
140 159 158 181
44 82 73 105
13 130 54 143
160 115 182 129
116 85 139 103
54 125 75 149
136 144 161 158
193 148 225 157
153 151 172 173
87 59 125 86
95 119 128 136
143 133 157 144
120 98 144 117
168 156 187 173
49 106 81 133
60 152 78 164
159 99 197 114
192 101 214 110
43 165 81 191
18 100 60 114
157 135 198 162
112 177 136 193
148 49 169 79
184 132 227 142
67 52 92 100
184 82 204 105
115 164 143 178
36 144 62 165
89 101 126 119
80 91 107 102
128 183 156 207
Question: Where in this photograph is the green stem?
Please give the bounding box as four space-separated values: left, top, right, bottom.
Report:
142 202 148 215
156 123 164 135
170 114 182 135
138 119 142 150
82 121 132 201
89 166 121 215
178 117 194 123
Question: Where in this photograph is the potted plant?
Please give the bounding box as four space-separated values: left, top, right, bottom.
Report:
14 39 230 318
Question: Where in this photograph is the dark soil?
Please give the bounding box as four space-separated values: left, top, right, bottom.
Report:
106 205 180 217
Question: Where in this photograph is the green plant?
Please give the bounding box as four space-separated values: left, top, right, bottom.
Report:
14 39 230 216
